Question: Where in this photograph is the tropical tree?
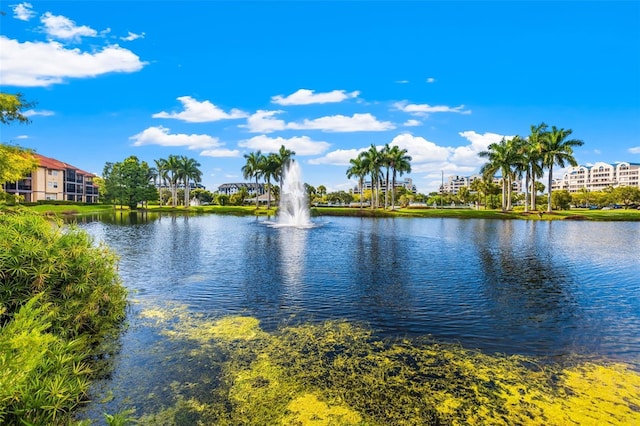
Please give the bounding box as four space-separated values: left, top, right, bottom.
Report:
164 154 182 207
178 156 202 207
388 145 412 209
346 156 367 208
523 123 548 211
541 126 584 212
360 144 383 209
273 145 295 198
261 154 279 209
154 158 168 206
242 151 264 208
102 156 157 209
380 144 392 208
479 137 520 211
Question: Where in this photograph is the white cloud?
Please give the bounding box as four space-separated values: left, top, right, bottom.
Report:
200 149 241 157
23 109 55 117
41 12 98 41
593 149 602 155
426 77 436 83
629 147 640 154
403 119 421 127
121 31 145 41
395 80 409 84
394 101 471 116
450 131 508 166
308 148 367 166
242 110 287 133
238 135 330 156
130 126 223 150
12 2 35 21
271 89 360 105
288 113 395 132
0 36 146 87
152 96 248 123
16 135 29 139
389 133 451 163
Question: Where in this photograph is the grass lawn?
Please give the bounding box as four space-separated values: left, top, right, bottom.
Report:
10 204 640 221
313 206 640 221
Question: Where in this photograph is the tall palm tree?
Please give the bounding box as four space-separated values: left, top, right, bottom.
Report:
380 144 392 209
541 126 584 212
242 151 264 209
360 144 383 209
388 145 412 209
273 145 295 199
526 122 548 211
154 158 168 206
261 153 279 209
346 156 367 208
165 154 182 208
479 137 519 211
178 156 202 207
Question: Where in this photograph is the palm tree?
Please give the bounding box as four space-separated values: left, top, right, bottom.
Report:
479 138 519 211
165 154 182 207
154 158 168 206
346 156 367 208
380 144 392 209
178 156 202 207
360 144 383 209
541 126 584 212
388 145 412 209
273 145 295 199
261 153 279 209
242 151 264 209
526 122 548 211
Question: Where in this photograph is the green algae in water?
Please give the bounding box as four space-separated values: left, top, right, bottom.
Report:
132 304 640 425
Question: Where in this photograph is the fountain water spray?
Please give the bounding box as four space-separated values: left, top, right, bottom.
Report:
276 161 313 228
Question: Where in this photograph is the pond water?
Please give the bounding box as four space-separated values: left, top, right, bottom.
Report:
75 213 640 421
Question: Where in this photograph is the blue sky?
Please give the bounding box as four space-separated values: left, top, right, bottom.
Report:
1 1 639 193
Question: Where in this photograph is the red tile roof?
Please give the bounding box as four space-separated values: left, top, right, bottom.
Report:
35 154 96 177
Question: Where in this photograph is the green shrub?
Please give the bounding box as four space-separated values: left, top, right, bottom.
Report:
0 295 92 425
0 211 127 424
0 211 127 341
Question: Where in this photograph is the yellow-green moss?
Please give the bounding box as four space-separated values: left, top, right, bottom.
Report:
132 304 640 425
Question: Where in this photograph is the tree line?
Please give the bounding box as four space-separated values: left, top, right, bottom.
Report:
100 154 203 210
479 123 584 212
345 143 412 209
241 145 295 209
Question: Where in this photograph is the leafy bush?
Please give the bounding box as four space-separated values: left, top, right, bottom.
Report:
0 211 127 424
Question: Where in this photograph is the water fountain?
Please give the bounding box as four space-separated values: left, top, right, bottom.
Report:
275 161 313 228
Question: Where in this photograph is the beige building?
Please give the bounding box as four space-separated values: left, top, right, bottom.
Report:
2 154 99 203
552 162 640 192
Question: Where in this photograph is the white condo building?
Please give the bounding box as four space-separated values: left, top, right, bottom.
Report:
353 178 417 195
551 162 640 192
441 174 522 194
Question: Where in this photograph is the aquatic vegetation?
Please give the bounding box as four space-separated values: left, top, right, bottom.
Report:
131 305 640 425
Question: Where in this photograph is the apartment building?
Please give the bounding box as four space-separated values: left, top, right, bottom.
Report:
551 162 640 192
441 174 522 194
216 182 266 196
353 178 417 195
2 154 99 203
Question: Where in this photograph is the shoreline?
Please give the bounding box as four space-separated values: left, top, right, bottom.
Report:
9 203 640 221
